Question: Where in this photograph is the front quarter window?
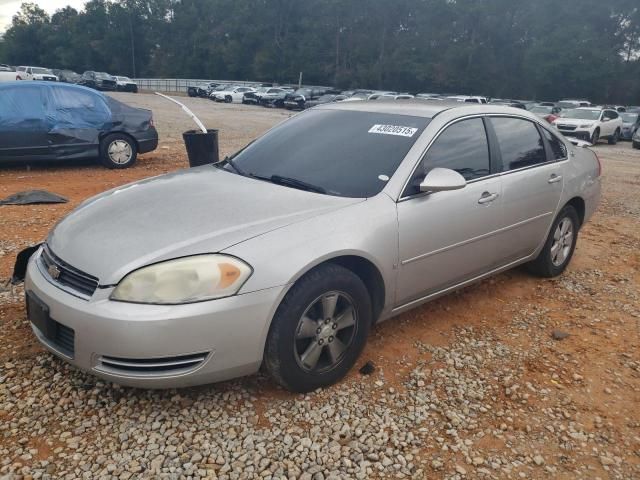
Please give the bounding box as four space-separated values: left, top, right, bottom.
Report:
224 110 430 198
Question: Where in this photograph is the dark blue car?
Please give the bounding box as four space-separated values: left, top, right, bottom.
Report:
0 82 158 168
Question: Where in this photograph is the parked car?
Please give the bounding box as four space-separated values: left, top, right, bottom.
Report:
0 65 17 82
620 112 640 140
0 82 157 168
187 82 218 98
80 71 117 91
259 87 294 108
114 76 138 93
446 95 488 104
554 107 623 144
368 91 397 100
379 94 415 100
52 69 82 84
15 66 58 81
304 94 348 108
283 88 327 110
557 99 591 109
22 101 600 392
489 99 527 109
633 128 640 149
212 86 256 103
242 87 288 105
528 105 562 123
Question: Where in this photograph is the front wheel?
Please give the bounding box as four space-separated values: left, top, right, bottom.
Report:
99 133 137 169
224 95 232 103
608 129 620 145
527 205 579 278
265 264 372 392
590 129 600 145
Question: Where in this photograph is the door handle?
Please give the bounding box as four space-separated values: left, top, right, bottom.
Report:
478 192 499 204
548 174 563 184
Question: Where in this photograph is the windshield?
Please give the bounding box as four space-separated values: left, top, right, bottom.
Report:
32 68 50 74
221 110 430 198
96 72 112 79
561 109 601 120
557 101 579 109
530 106 552 114
621 113 638 123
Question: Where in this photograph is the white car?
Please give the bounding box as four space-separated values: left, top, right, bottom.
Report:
446 95 488 104
553 107 623 144
15 66 58 81
114 76 138 93
213 86 256 103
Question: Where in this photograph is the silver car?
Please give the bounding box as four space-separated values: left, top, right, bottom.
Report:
24 101 601 392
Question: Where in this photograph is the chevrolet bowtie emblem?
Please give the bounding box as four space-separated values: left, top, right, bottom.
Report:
48 264 61 280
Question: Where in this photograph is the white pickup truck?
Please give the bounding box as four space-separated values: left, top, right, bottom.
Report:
15 66 58 81
0 64 18 82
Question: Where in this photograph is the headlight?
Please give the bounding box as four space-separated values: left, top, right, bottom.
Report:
111 255 252 304
579 124 592 129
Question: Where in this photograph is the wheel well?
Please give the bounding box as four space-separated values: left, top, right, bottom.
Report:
100 131 138 151
323 256 386 323
566 197 585 227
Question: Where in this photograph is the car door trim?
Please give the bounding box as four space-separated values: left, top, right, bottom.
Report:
400 211 553 266
394 254 533 313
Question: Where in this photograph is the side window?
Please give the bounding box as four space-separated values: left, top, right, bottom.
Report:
406 118 490 196
49 86 110 127
490 117 547 171
0 86 46 124
541 128 567 160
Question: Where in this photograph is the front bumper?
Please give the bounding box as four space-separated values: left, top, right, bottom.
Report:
557 129 591 140
25 251 286 388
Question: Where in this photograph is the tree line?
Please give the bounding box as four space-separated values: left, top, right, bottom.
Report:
1 0 639 103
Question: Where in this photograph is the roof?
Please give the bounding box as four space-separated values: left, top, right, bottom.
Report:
315 98 534 119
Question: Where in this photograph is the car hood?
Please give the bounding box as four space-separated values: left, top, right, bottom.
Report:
48 167 361 285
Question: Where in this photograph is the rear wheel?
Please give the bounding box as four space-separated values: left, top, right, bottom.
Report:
590 129 600 145
265 264 371 392
100 133 137 169
527 205 579 278
608 128 620 145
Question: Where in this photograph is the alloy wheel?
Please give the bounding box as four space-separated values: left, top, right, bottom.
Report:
294 291 357 373
551 217 574 266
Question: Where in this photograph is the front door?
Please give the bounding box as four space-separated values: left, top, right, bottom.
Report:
0 85 50 161
396 117 503 307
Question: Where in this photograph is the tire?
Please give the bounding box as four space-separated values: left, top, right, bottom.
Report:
224 95 232 103
527 205 579 278
99 133 137 169
633 141 640 150
264 264 372 392
607 129 620 145
590 129 600 145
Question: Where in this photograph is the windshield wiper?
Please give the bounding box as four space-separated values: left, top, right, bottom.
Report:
249 173 326 194
216 156 245 176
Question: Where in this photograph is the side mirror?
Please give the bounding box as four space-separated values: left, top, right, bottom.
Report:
419 168 467 193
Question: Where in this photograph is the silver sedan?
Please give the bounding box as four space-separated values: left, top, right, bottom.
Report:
25 101 601 392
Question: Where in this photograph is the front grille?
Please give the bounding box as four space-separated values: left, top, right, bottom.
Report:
53 322 75 357
557 124 577 131
97 352 209 376
40 246 99 297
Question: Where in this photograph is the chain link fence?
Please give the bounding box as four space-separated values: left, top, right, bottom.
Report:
133 78 268 93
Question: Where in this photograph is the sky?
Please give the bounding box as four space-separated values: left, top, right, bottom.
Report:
0 0 87 33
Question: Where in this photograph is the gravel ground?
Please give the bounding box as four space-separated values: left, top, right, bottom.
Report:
0 93 639 479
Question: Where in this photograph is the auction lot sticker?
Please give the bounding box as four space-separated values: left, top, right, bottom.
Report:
368 124 418 137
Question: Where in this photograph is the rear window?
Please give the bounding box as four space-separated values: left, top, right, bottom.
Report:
225 110 430 198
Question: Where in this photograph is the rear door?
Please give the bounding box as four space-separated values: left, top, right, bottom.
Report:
0 85 50 160
47 85 111 159
488 116 565 264
396 117 503 307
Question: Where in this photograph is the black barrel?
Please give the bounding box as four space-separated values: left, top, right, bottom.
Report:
182 129 219 167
